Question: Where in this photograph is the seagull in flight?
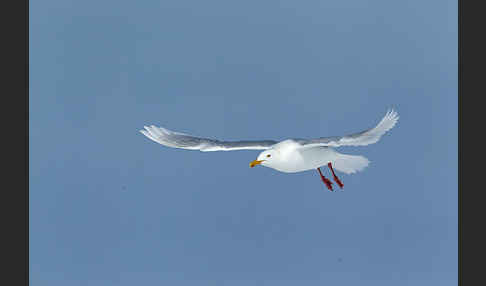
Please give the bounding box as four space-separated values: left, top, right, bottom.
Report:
140 109 399 191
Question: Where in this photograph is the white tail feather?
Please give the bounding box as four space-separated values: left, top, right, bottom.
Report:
332 153 370 174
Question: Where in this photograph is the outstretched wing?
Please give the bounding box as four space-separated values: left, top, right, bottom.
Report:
297 109 399 147
140 125 277 151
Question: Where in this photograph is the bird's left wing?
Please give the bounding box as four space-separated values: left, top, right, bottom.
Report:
296 109 399 148
140 125 278 151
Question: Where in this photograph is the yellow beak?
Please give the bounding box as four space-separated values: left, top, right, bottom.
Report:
249 160 264 168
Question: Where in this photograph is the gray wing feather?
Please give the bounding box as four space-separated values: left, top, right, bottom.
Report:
297 109 399 147
140 125 277 151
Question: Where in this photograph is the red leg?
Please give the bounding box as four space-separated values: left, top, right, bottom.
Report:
317 168 333 191
327 162 344 189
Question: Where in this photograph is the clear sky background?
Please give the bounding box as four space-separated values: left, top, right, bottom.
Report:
30 1 457 285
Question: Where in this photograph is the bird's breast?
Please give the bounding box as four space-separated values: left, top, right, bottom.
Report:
268 147 336 173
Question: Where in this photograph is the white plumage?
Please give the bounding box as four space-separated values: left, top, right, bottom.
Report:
140 109 398 180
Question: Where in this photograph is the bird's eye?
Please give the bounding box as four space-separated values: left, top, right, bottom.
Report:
267 154 271 158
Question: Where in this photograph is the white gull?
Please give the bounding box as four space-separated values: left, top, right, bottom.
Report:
140 109 399 191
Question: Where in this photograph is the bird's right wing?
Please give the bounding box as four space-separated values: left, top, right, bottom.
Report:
140 125 278 152
297 109 399 148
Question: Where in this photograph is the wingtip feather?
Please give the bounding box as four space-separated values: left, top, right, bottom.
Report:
381 108 399 131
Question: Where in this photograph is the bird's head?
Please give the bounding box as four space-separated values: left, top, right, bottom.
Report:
249 149 278 168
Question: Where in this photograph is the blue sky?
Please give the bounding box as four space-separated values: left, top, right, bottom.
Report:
30 1 457 285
